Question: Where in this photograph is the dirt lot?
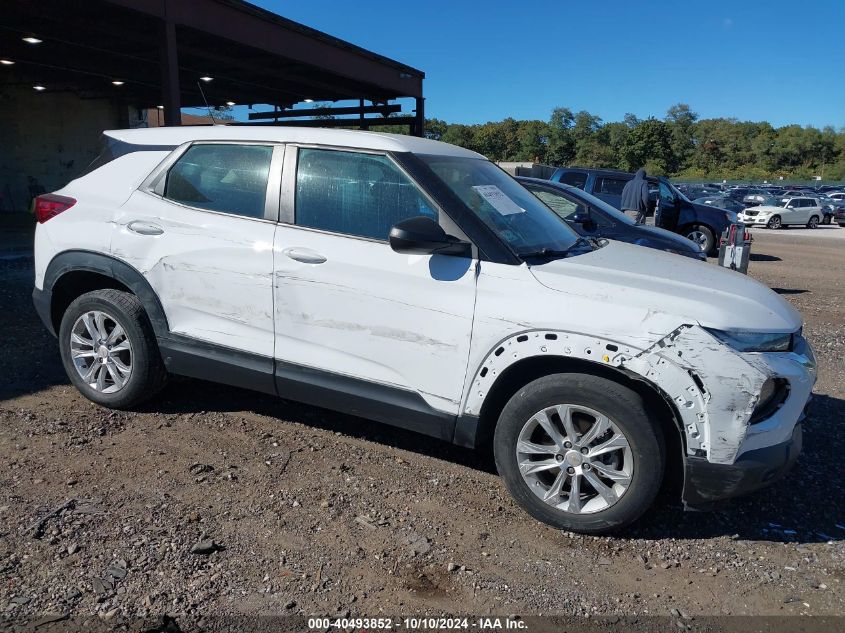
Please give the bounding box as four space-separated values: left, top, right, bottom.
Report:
1 228 843 628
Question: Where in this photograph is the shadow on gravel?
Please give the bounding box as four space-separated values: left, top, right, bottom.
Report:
749 253 782 262
151 377 499 475
772 287 809 295
0 262 67 402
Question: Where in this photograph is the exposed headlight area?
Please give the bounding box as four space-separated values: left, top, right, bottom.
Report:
704 328 793 352
749 377 790 424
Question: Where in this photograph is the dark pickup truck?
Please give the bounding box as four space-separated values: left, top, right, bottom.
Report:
548 167 736 255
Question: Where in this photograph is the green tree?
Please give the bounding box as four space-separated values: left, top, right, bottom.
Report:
620 118 674 173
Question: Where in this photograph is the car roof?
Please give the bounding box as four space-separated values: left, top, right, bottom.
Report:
104 126 485 159
556 167 633 177
517 176 575 189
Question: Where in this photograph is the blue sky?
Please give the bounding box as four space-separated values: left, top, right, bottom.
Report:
250 0 845 128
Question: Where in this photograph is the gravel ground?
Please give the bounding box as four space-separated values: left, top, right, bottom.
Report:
0 230 843 629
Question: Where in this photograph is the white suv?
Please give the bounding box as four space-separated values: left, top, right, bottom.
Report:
738 197 824 229
33 127 816 533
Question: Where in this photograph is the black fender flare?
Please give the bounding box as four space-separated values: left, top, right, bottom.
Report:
43 250 169 338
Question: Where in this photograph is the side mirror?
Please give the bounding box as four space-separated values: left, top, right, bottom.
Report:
389 216 471 257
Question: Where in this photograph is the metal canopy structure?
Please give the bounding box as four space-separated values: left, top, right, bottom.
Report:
1 0 426 134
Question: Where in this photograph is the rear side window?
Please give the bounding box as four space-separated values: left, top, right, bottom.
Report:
164 144 273 219
595 177 628 196
295 148 437 240
559 171 588 189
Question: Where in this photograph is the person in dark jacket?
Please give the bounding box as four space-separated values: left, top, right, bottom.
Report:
620 168 649 223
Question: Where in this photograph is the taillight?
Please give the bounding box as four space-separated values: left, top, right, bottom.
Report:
34 194 76 223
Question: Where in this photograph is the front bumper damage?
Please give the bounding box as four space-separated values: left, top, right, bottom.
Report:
627 325 816 507
463 325 816 508
683 421 803 507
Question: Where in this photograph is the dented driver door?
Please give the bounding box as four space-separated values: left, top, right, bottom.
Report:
272 146 477 416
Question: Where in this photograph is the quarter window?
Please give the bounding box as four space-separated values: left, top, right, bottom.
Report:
295 148 437 240
164 144 273 219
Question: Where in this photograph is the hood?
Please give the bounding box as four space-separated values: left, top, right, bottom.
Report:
529 241 801 333
633 168 647 180
692 200 735 219
637 225 700 252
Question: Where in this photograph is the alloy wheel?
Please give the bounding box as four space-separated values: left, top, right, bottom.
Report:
686 230 708 251
516 404 633 514
70 310 132 393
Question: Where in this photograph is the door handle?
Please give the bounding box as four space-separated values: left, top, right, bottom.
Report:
127 221 164 236
282 247 327 264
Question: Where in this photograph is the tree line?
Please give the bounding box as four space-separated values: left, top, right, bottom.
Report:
416 104 845 182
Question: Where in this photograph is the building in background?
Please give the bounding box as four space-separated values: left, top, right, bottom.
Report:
0 0 425 212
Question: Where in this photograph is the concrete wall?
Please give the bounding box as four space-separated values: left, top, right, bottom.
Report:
0 87 129 212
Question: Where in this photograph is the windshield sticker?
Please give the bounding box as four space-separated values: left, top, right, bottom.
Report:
472 185 525 216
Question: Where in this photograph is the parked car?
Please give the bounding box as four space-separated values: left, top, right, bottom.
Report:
825 192 845 201
548 168 734 255
737 196 824 229
676 184 721 200
742 190 770 207
516 177 706 260
815 195 841 224
834 207 845 227
693 195 746 214
33 127 815 534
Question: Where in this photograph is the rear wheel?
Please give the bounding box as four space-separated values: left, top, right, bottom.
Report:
767 215 782 229
684 225 715 255
822 214 831 225
807 215 820 229
494 373 665 534
58 289 167 409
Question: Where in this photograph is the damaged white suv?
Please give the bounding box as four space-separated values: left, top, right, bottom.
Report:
33 127 816 533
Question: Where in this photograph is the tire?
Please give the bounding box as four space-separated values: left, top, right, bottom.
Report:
822 215 831 225
767 215 782 229
494 373 665 534
684 225 715 256
58 289 167 409
807 215 820 229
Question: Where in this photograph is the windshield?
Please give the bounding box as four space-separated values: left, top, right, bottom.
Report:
420 156 581 256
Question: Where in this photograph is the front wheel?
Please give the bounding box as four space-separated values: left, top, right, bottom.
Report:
684 225 715 255
494 374 665 534
822 215 831 225
58 289 167 409
807 215 820 229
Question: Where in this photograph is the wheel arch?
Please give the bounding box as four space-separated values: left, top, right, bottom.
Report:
460 353 687 494
44 250 169 338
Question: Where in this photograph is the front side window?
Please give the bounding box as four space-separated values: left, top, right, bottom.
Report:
164 144 273 218
421 155 581 257
295 148 436 240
